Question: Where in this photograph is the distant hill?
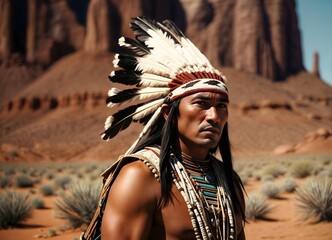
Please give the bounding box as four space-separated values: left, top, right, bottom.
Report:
1 51 331 162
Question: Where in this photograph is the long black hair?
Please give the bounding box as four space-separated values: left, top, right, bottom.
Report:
133 99 246 222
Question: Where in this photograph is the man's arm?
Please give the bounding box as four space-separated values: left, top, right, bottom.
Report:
101 160 160 240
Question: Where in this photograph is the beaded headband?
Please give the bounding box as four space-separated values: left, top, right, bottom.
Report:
101 16 228 154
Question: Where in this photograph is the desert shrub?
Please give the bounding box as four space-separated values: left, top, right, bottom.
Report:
16 175 34 188
295 177 332 222
253 174 261 181
238 173 248 185
55 179 102 228
84 164 98 173
55 165 65 173
261 175 274 182
0 176 11 188
46 172 55 180
32 197 45 209
322 158 331 166
18 166 29 174
261 181 280 199
46 229 57 237
280 177 297 193
316 167 332 178
290 160 314 178
9 150 19 158
3 166 16 176
0 190 33 229
261 164 285 178
40 184 55 196
76 172 84 179
89 172 101 181
245 193 273 220
54 175 72 189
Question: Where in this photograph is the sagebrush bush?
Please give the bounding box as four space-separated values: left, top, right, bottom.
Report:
54 175 72 189
0 190 33 229
0 176 11 188
55 179 102 228
295 177 332 222
238 173 248 185
290 160 313 178
261 175 274 182
316 166 332 178
3 166 16 176
16 175 34 188
46 172 55 180
261 181 281 199
40 184 55 196
84 164 98 173
261 164 285 178
32 197 45 209
245 193 273 220
280 178 297 193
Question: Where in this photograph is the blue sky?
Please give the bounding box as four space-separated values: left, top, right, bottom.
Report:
296 0 332 86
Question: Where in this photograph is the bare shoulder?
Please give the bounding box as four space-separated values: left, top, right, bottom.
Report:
109 159 160 201
101 159 161 239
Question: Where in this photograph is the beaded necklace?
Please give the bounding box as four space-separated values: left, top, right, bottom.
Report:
173 149 219 209
170 148 236 240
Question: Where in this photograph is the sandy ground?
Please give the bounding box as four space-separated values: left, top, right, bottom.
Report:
0 176 331 240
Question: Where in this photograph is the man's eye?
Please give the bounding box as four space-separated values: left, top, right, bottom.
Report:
195 101 210 108
218 103 227 108
194 101 205 105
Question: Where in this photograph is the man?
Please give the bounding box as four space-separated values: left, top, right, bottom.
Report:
82 16 246 240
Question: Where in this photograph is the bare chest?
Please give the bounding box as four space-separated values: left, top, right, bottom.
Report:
152 185 195 240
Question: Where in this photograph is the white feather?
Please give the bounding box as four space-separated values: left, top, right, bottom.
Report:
108 87 120 97
132 98 164 121
137 87 169 100
104 116 114 130
118 37 127 46
135 57 172 76
113 54 120 67
106 88 121 107
136 23 186 68
107 88 169 108
139 73 171 87
181 37 212 67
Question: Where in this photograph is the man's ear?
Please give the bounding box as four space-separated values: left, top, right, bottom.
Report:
161 104 170 120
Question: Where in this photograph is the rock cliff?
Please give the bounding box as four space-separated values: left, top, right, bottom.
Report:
0 0 303 80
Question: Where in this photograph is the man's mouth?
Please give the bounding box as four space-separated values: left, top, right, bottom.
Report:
201 127 221 135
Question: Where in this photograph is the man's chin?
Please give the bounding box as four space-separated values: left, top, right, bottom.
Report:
197 138 219 149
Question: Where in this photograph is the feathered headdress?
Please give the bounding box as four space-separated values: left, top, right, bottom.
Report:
101 16 229 155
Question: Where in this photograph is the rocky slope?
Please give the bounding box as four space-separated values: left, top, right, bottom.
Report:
0 52 331 162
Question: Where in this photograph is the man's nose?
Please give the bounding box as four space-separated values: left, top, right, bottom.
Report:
206 107 219 122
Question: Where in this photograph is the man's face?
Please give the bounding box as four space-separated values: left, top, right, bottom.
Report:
176 92 229 152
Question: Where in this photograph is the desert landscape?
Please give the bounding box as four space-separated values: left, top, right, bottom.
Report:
1 0 331 239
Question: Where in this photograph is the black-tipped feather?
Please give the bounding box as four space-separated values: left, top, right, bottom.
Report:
102 103 144 139
162 20 186 40
138 114 153 125
157 20 184 45
109 70 142 86
106 89 139 105
120 37 151 57
130 16 160 43
116 54 139 70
